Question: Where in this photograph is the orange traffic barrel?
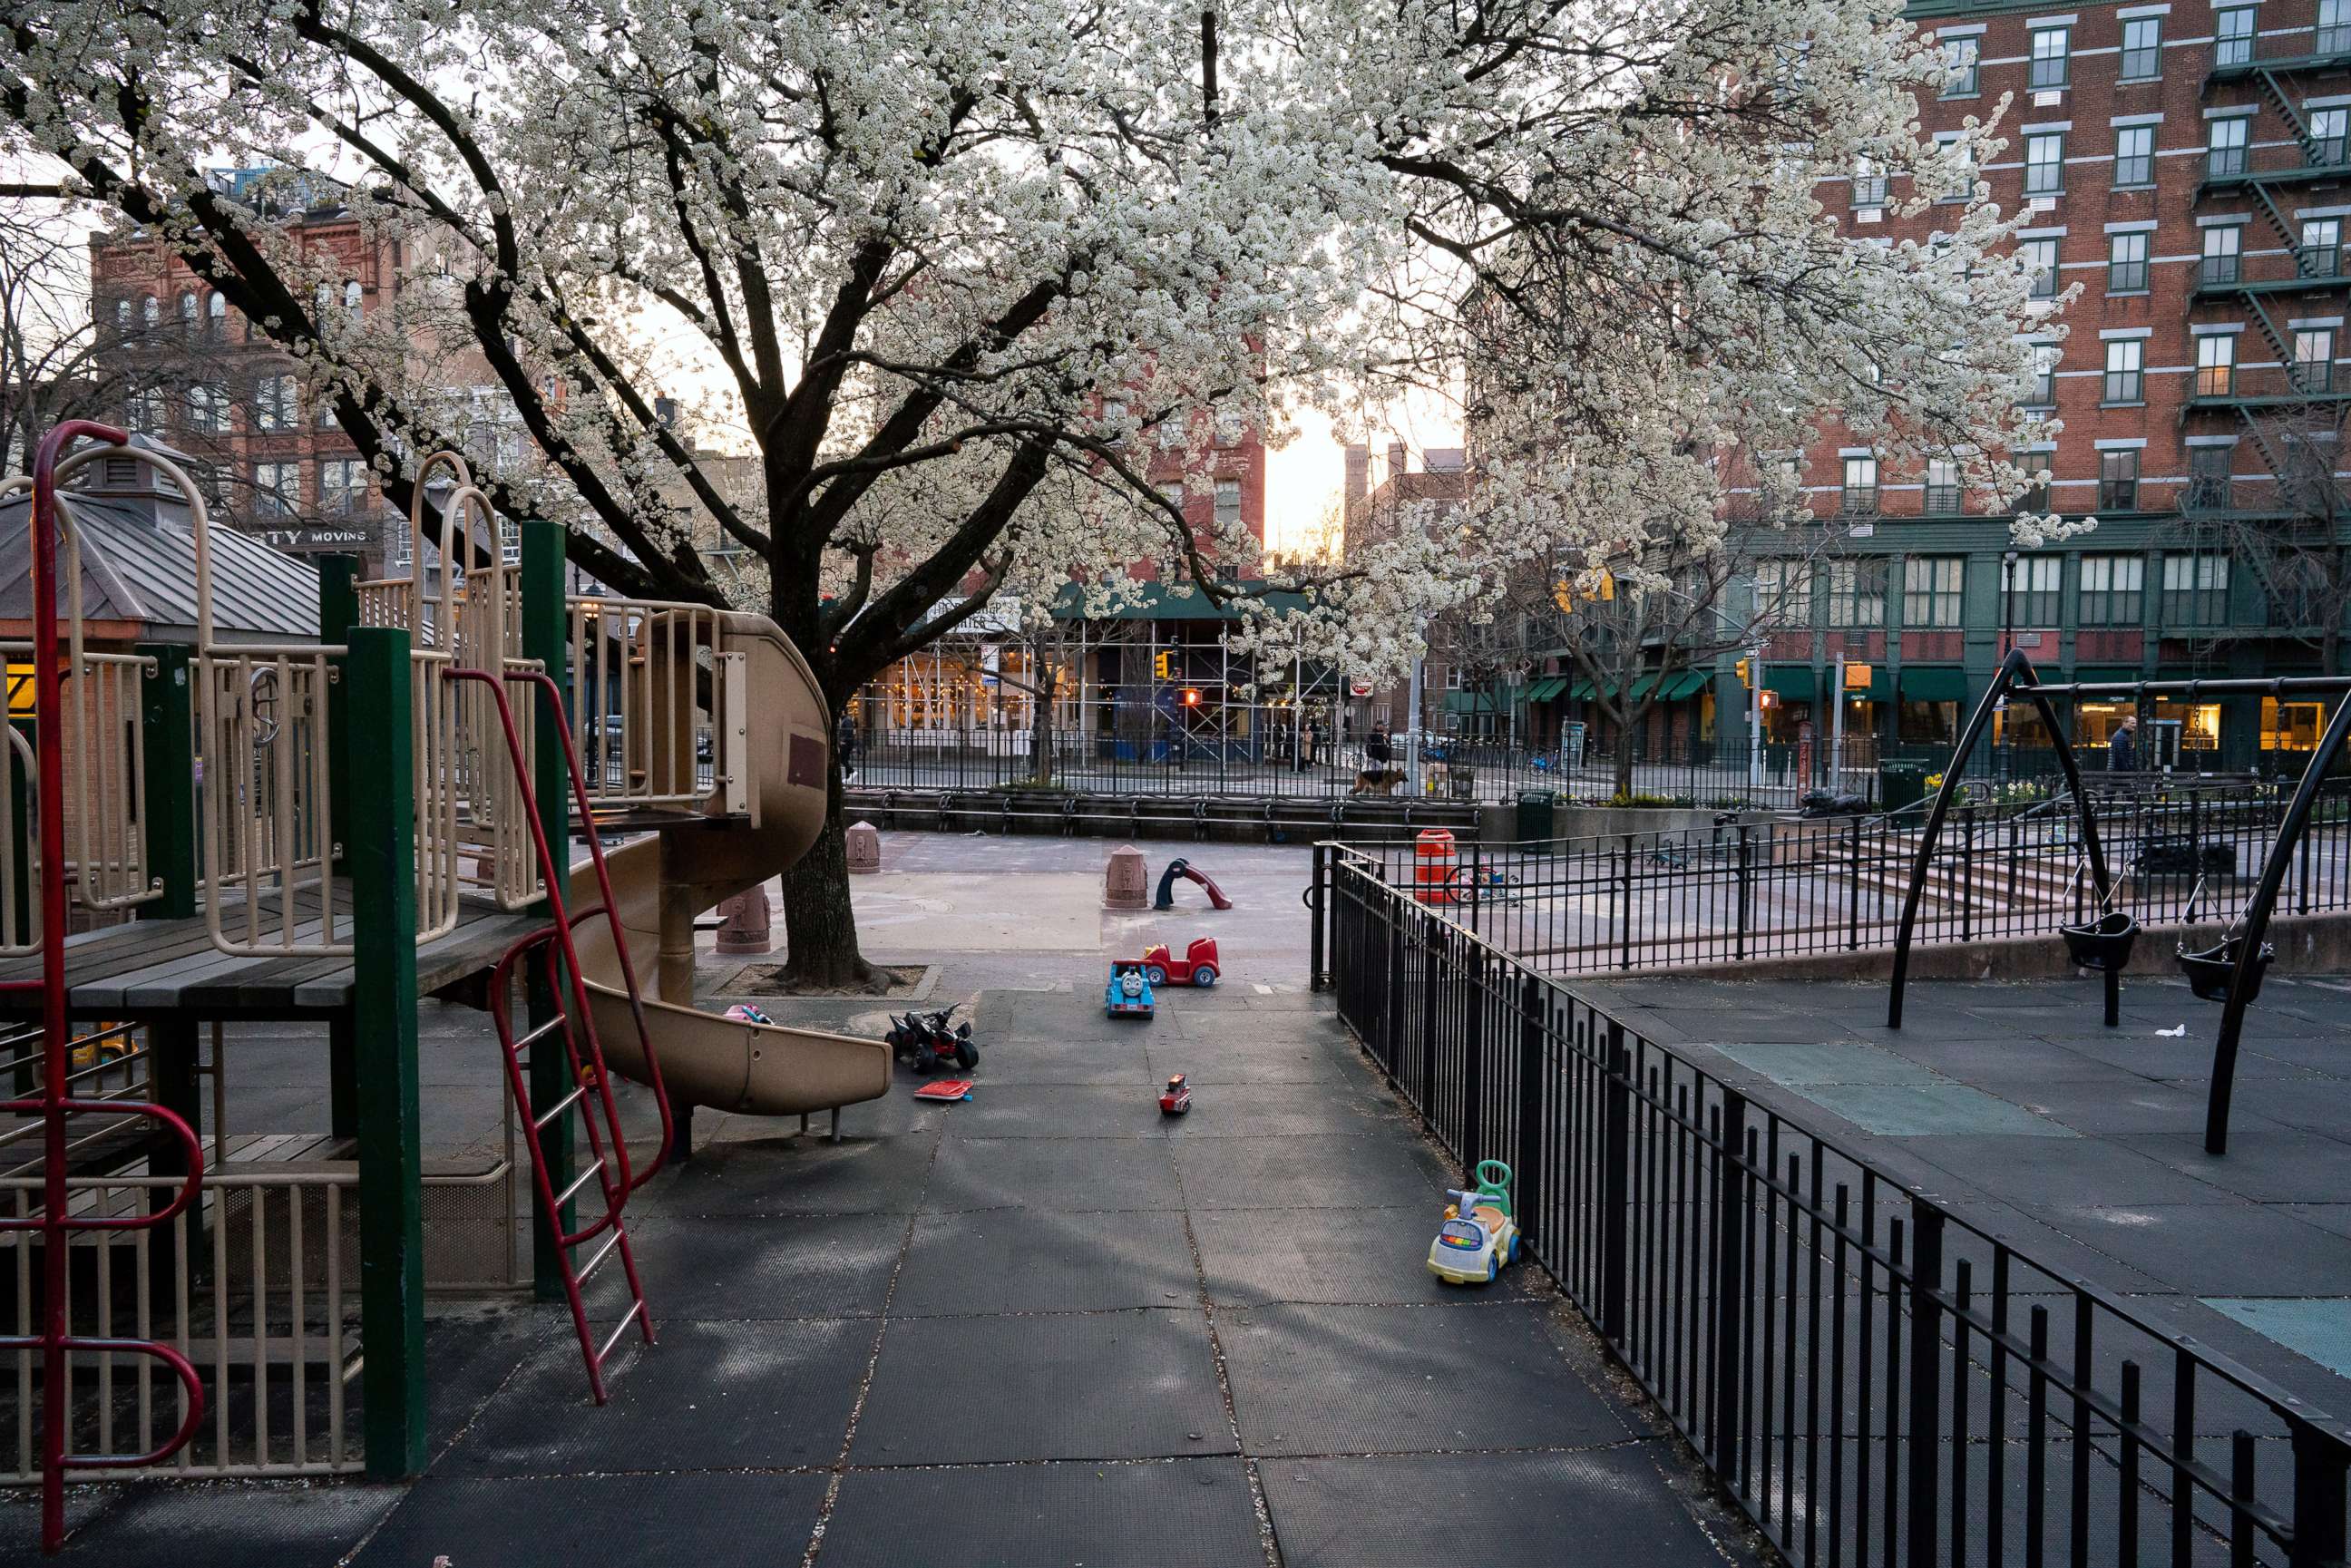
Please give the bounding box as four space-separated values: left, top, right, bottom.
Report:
1412 828 1457 905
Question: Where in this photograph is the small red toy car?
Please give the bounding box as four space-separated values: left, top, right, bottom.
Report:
1142 938 1220 989
1159 1074 1192 1115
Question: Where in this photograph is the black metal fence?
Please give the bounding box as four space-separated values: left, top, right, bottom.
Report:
1326 786 2351 979
1325 858 2351 1567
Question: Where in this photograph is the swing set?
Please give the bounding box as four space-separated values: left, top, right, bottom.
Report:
1886 648 2351 1154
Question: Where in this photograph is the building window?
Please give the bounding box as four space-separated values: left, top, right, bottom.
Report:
2113 125 2156 188
178 290 198 336
2304 219 2345 278
1941 34 1979 97
344 279 364 323
2020 238 2060 300
2202 223 2244 286
2326 0 2351 55
1214 411 1244 448
2098 449 2141 511
2029 26 2071 89
2188 446 2235 510
124 389 162 437
2162 554 2231 627
1099 397 1127 443
2295 327 2336 393
1156 481 1185 513
2216 6 2256 67
2317 109 2351 167
1839 454 1878 514
1851 158 1888 208
2017 453 2054 514
1924 457 1962 515
1214 477 1241 525
2102 339 2145 404
2120 16 2162 79
2008 556 2062 626
2195 334 2238 397
498 516 522 564
2024 132 2066 196
206 292 226 337
389 510 415 570
2208 116 2250 179
2079 556 2145 625
253 461 303 521
1829 559 1888 628
320 458 366 518
1934 131 1975 202
111 297 131 335
1904 556 1965 628
2108 231 2150 292
2026 343 2059 408
141 295 159 331
1753 560 1814 626
254 371 300 431
184 382 229 433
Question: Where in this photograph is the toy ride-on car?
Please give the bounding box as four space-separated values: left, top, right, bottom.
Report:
1159 1073 1192 1115
1428 1159 1519 1285
1142 938 1220 989
1107 960 1156 1019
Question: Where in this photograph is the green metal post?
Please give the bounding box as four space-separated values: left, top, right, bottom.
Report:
136 644 197 920
345 626 426 1480
519 519 578 1298
316 556 361 1136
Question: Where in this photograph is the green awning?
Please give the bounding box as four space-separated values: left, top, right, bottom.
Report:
1763 666 1817 701
1839 667 1893 700
2068 667 2141 689
1526 676 1567 702
1900 667 1971 702
1567 679 1595 701
1659 670 1709 701
1628 674 1657 700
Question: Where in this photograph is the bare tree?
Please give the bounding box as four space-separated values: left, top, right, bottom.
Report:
2174 404 2351 679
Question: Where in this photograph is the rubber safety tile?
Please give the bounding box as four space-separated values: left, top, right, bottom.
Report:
0 1480 399 1568
1175 1133 1449 1212
1216 1301 1625 1456
434 1316 870 1476
354 1472 824 1567
818 1458 1263 1568
853 1308 1231 1465
619 1212 908 1320
1259 1450 1725 1568
889 1207 1202 1316
924 1135 1184 1212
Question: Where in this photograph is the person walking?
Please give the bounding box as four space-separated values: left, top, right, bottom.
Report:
836 706 860 780
2108 714 2139 773
1366 723 1391 770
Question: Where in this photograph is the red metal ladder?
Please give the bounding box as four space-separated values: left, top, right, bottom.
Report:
449 666 671 1402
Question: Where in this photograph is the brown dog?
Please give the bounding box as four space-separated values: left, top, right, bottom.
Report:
1351 768 1404 796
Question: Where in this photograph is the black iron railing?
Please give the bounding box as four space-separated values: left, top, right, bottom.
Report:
1325 859 2351 1568
1321 786 2351 980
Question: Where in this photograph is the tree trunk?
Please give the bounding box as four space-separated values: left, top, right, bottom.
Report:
1030 657 1057 787
776 759 875 989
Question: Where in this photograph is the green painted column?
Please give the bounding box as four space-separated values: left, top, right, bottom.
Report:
315 556 361 1137
345 626 426 1480
136 644 197 920
519 519 577 1300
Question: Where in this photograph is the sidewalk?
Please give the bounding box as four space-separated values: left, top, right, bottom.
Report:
13 979 1753 1567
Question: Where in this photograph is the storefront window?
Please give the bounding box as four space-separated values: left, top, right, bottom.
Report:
1898 701 1957 745
2150 697 2222 761
2263 698 2327 751
2074 702 2131 749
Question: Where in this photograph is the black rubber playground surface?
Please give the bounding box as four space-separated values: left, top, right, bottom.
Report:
12 983 1752 1567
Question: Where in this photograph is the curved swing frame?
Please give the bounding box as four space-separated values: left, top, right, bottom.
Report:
2202 689 2351 1154
1887 648 2122 1029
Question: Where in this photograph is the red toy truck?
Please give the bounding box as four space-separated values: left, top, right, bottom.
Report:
1159 1074 1192 1115
1142 939 1220 989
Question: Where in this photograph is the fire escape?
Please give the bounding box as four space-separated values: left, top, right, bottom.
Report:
2186 25 2351 641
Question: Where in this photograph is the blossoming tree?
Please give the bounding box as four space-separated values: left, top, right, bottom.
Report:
3 0 2072 982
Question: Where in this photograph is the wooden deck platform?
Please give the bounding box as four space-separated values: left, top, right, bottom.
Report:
0 889 545 1019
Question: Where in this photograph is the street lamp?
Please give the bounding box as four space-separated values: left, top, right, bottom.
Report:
2000 550 2020 781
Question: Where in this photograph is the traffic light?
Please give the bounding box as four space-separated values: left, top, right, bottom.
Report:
1154 651 1172 680
1180 687 1202 707
1735 657 1751 688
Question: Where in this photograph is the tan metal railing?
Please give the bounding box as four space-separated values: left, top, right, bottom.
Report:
0 472 161 929
567 597 744 816
0 1165 362 1482
0 729 34 956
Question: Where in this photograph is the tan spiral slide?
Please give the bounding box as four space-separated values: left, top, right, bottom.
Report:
565 612 892 1119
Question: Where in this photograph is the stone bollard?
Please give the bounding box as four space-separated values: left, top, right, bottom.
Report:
1104 843 1149 911
844 820 882 875
715 886 774 955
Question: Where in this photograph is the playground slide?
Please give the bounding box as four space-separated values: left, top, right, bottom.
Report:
567 612 891 1117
